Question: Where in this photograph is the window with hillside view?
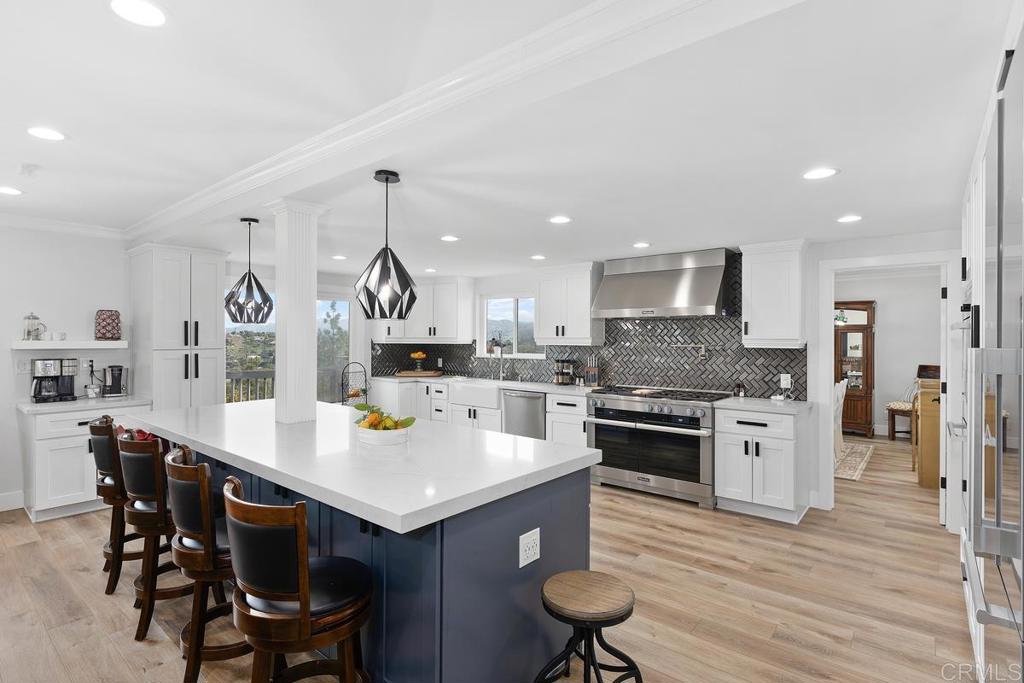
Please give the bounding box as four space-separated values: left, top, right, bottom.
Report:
485 297 543 356
225 294 352 403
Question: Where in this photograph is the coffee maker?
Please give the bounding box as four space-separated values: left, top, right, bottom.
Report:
31 359 78 403
101 365 129 397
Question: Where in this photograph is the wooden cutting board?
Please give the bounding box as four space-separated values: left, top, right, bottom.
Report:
394 370 444 377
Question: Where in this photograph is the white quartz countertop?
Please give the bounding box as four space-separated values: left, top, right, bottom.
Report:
371 375 593 397
716 397 812 416
126 400 601 534
17 396 152 415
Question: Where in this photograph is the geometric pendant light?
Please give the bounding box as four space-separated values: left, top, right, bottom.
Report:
224 217 274 324
354 169 417 319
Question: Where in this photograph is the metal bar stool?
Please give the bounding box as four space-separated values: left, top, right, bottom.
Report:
222 475 373 683
165 446 252 682
88 415 144 595
534 570 643 683
119 432 193 641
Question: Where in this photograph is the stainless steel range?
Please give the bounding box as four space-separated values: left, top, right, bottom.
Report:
585 385 731 508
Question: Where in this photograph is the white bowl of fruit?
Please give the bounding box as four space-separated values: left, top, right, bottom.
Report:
353 404 416 446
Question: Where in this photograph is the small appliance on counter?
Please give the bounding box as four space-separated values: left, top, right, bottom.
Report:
31 358 78 403
101 365 130 397
554 359 577 385
22 312 47 341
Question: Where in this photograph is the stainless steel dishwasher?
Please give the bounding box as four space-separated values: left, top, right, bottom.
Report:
501 389 546 439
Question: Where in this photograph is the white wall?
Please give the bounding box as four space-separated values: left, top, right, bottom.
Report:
834 267 942 435
0 225 129 508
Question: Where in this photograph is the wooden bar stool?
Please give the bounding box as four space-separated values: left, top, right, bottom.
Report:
165 446 252 683
222 475 372 683
534 570 643 683
89 415 144 595
119 432 193 641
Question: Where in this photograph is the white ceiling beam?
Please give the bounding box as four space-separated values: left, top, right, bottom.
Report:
126 0 809 245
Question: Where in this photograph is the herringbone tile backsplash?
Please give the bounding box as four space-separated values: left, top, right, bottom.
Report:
372 315 807 400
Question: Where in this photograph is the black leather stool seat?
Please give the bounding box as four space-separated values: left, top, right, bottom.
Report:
245 557 371 617
179 517 230 554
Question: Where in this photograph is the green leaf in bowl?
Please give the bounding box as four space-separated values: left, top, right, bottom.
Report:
353 402 371 412
396 416 416 429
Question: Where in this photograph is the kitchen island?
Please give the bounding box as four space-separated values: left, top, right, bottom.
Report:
127 399 601 683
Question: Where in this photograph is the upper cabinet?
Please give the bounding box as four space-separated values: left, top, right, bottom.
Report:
535 264 605 346
739 240 806 349
369 278 474 344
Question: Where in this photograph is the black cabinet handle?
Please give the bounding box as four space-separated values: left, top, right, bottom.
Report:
561 325 566 337
359 519 369 534
736 420 768 428
743 321 749 335
425 386 430 396
555 325 559 336
386 325 391 336
970 304 980 348
472 408 477 420
372 524 381 537
754 441 761 458
184 353 189 380
434 408 443 413
183 320 189 346
744 440 749 455
194 353 199 378
194 321 199 344
555 402 576 407
467 408 472 419
77 420 90 426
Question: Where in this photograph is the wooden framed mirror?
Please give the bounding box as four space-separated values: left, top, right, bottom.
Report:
834 300 876 437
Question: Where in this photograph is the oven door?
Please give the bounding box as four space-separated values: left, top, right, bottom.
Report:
586 417 638 472
634 422 712 485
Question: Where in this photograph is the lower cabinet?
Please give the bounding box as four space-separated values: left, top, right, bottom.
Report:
450 404 502 432
714 406 805 519
546 412 586 446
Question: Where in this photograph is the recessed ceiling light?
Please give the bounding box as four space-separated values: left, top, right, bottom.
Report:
440 235 459 242
633 241 650 248
331 255 347 260
548 215 572 224
110 0 166 27
27 127 65 141
424 268 437 273
802 167 838 180
530 254 546 260
836 214 862 223
0 186 23 196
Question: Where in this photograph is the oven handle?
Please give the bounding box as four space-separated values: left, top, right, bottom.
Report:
585 417 636 428
634 422 713 438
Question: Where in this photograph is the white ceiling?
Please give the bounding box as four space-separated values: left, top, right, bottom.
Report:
0 0 1014 277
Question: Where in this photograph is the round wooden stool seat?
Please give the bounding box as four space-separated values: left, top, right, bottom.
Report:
542 570 635 624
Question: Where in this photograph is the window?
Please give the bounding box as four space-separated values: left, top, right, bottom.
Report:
317 299 351 402
225 293 276 402
484 296 544 357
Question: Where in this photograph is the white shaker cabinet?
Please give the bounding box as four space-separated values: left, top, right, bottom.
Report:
130 244 227 411
376 278 473 343
713 399 811 524
369 320 406 342
535 264 605 346
545 393 587 447
450 404 502 432
739 240 806 349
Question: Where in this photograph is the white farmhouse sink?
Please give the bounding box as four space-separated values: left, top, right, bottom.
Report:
448 380 502 409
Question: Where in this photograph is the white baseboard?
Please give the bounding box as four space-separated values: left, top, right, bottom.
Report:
716 498 807 524
0 489 24 512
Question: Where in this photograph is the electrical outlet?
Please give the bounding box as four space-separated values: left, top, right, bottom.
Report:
519 528 540 568
780 373 792 389
15 359 31 375
437 358 443 369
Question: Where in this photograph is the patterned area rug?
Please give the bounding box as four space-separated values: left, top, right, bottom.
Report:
835 442 875 481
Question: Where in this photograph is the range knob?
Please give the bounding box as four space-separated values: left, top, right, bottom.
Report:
589 399 597 407
597 399 605 408
695 408 706 418
685 407 696 417
644 403 654 412
663 405 673 414
655 405 665 414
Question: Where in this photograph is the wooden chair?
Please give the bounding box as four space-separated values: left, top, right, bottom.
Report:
89 415 144 595
222 475 372 683
534 570 642 682
165 446 252 683
119 433 193 641
886 401 913 442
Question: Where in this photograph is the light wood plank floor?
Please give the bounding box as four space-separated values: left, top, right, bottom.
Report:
0 436 1016 682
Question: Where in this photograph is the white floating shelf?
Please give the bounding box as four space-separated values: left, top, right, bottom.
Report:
11 340 129 350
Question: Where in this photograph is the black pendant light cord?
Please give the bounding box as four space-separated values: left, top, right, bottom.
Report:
247 220 253 268
385 181 389 248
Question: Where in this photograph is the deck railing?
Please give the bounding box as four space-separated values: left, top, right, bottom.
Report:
226 365 349 404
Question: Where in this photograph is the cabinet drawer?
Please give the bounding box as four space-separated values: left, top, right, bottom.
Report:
716 410 794 440
33 409 146 440
546 394 586 415
431 400 449 422
430 384 448 398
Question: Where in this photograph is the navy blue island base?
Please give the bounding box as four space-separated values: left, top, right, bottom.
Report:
196 453 591 683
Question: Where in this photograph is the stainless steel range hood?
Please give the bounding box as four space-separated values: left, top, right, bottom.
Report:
591 248 733 318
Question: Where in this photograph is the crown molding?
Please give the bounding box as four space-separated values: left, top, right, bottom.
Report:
0 212 124 240
125 0 809 241
265 199 332 217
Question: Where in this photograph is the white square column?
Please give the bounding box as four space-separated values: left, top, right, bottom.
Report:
267 199 329 423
